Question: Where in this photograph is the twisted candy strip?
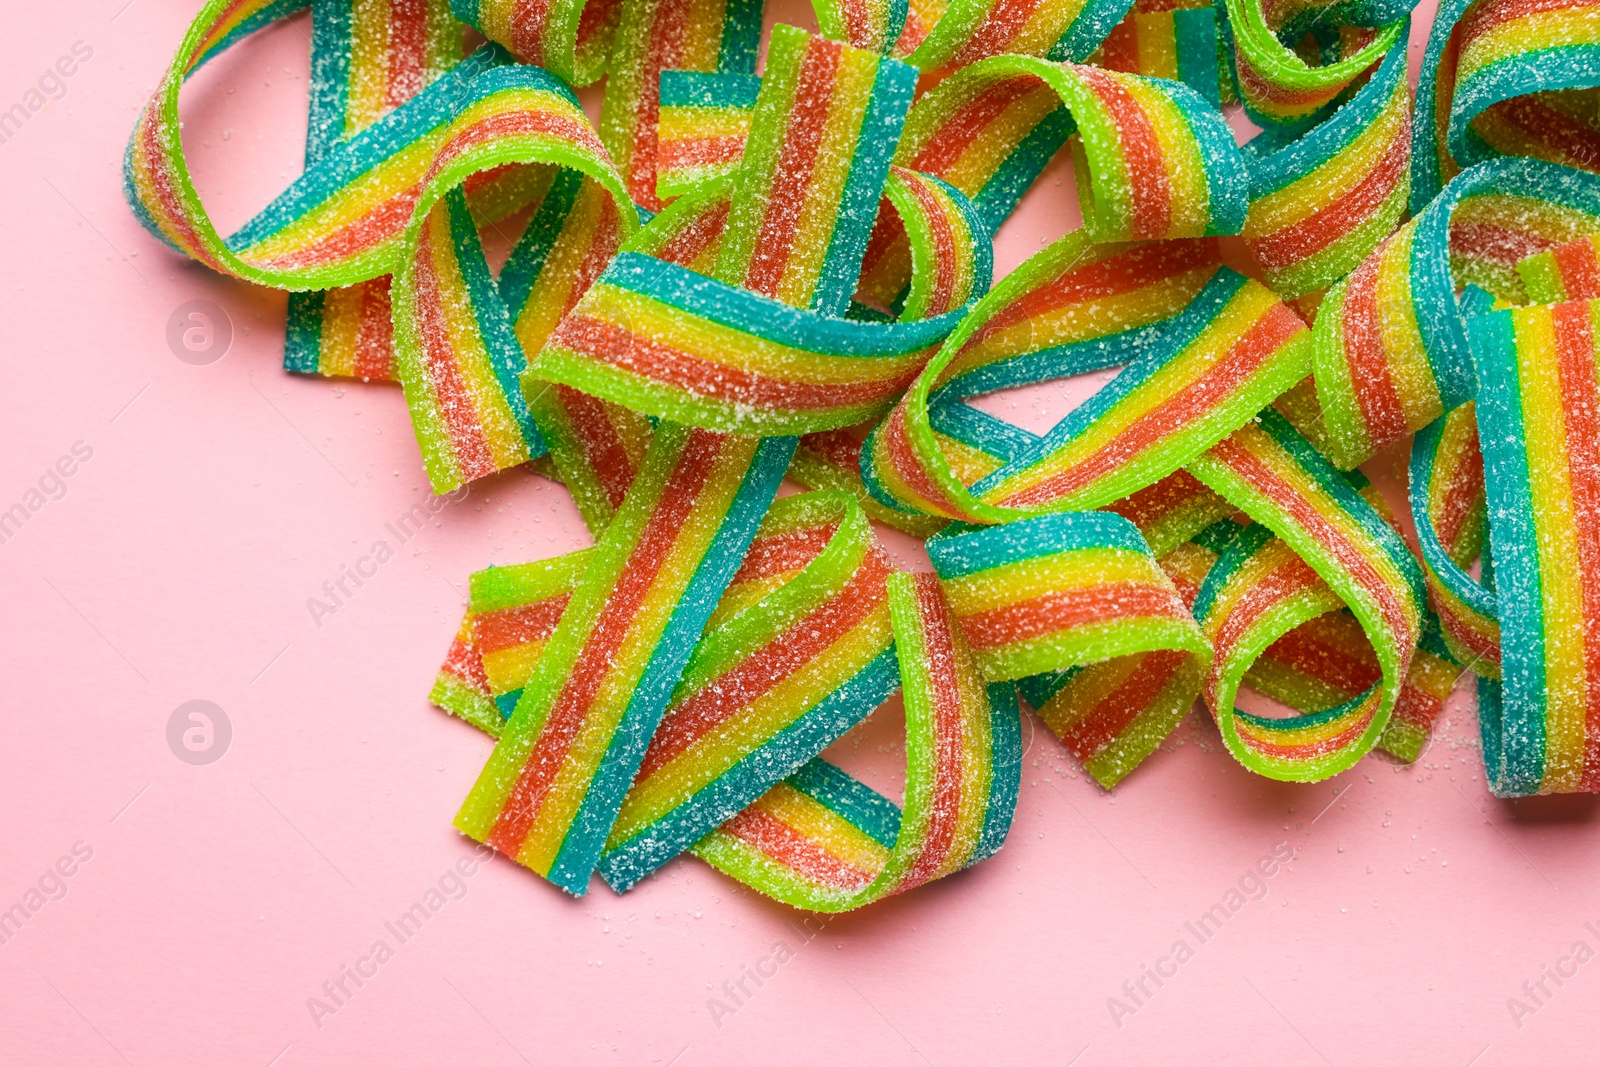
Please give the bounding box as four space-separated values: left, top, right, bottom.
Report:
1238 25 1411 299
125 0 650 491
1303 157 1600 471
383 65 638 490
862 236 1306 523
1187 410 1426 778
1221 0 1403 133
1413 0 1600 209
690 574 1019 912
896 55 1248 234
929 513 1212 787
286 0 464 381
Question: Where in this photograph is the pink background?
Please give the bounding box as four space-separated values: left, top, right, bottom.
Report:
4 2 1597 1064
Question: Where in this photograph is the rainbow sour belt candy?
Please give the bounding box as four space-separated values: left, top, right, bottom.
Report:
453 427 797 892
689 574 1020 912
929 512 1211 787
1187 411 1427 778
135 0 1600 914
438 562 1022 910
861 236 1308 523
285 0 464 381
1463 300 1600 795
457 27 940 894
1303 158 1600 470
1412 0 1600 210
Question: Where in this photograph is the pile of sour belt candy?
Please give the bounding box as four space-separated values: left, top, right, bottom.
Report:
126 0 1600 910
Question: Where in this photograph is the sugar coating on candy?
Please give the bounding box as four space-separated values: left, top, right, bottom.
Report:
1468 299 1600 796
132 0 1600 914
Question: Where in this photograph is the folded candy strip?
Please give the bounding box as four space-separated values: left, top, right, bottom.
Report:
596 492 900 891
1412 0 1600 209
1305 158 1600 471
861 235 1308 523
1222 0 1403 134
1186 410 1426 778
383 66 638 490
1238 24 1412 300
688 574 1020 913
430 494 1018 904
929 512 1211 787
895 55 1248 236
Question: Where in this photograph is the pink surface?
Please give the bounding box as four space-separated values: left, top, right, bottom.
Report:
4 2 1597 1065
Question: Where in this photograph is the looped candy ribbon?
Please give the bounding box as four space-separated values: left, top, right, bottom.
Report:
130 0 1600 914
1413 0 1600 209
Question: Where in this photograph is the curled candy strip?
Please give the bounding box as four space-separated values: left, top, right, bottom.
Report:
527 186 989 434
285 0 464 381
1413 0 1600 208
382 65 638 490
1239 26 1412 299
125 4 641 490
1186 410 1426 778
690 574 1020 913
1409 402 1499 677
896 55 1248 238
929 512 1211 787
1303 157 1600 471
862 235 1308 523
1222 0 1402 133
